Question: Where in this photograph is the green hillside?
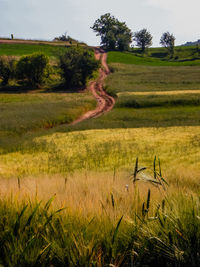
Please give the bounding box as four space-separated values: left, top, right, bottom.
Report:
108 48 200 66
0 43 68 58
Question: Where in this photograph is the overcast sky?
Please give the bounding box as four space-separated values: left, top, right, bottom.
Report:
0 0 199 47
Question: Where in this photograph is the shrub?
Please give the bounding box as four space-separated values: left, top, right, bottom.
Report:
16 53 50 86
0 56 16 85
59 47 100 88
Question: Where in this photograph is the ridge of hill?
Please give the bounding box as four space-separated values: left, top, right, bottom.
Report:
181 39 200 46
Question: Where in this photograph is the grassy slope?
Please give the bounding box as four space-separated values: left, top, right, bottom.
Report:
107 50 200 66
106 63 200 93
0 43 67 58
0 44 200 266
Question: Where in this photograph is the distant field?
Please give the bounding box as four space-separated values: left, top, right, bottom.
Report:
106 63 200 93
0 43 67 57
107 51 200 66
117 91 200 108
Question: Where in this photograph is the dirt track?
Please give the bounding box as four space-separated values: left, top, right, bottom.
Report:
70 49 115 125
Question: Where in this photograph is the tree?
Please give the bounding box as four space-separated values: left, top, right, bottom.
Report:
54 32 77 44
0 56 16 85
160 32 175 57
133 29 153 52
91 13 132 51
59 47 100 88
16 53 50 86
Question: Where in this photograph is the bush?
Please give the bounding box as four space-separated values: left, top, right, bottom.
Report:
0 56 16 85
16 53 50 86
59 47 100 88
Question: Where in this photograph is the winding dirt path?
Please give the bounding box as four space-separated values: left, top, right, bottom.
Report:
70 49 115 125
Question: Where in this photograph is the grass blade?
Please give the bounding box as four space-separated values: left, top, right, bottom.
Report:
112 216 123 245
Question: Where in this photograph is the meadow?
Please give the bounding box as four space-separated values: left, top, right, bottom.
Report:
0 43 200 266
0 43 68 58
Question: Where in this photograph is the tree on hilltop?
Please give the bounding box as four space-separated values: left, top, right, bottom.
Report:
91 13 132 51
133 29 153 52
160 32 175 57
54 32 77 44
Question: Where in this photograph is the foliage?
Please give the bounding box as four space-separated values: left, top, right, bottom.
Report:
160 32 175 57
91 13 132 51
133 28 153 52
58 46 99 88
16 53 50 86
0 56 16 85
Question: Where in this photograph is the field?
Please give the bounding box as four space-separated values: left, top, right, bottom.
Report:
0 43 200 266
0 43 68 58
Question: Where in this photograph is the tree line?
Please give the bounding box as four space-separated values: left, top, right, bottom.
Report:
0 47 99 88
91 13 175 56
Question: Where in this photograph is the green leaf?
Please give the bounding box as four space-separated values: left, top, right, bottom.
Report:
147 189 151 210
112 216 123 245
133 157 138 181
23 202 41 230
13 205 28 236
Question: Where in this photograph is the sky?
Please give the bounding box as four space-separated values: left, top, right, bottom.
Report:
0 0 199 47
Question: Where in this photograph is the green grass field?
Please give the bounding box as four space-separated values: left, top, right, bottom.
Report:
107 50 200 66
0 43 68 58
0 43 200 266
106 63 200 93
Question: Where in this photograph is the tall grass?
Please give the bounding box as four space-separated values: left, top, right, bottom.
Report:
0 159 199 266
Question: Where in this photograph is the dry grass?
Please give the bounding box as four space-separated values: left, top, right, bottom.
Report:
0 170 181 219
118 89 200 96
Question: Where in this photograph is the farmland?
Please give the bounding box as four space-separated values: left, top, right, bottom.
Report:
0 42 200 266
